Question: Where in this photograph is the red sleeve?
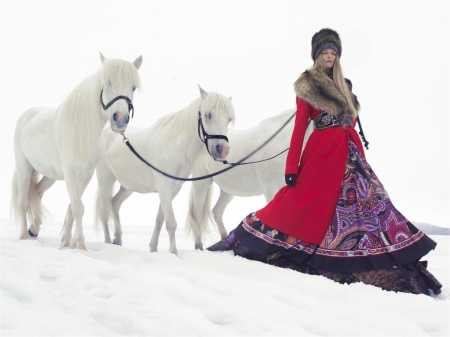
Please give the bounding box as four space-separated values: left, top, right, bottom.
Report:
285 96 311 175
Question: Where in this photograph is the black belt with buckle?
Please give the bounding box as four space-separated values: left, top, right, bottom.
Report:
313 111 353 130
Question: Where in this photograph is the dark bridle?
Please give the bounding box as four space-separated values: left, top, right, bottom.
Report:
197 111 229 156
100 90 135 118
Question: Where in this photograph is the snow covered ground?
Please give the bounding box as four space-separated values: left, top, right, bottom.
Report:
1 217 449 337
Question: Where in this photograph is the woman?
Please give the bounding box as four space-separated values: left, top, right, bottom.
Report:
208 28 442 296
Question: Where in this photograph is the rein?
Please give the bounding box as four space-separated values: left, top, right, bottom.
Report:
222 120 314 166
223 148 289 166
100 90 135 117
121 111 297 181
356 116 369 150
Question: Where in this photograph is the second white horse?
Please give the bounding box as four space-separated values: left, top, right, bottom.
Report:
95 86 234 255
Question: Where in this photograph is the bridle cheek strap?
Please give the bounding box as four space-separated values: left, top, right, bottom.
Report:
197 111 229 155
100 90 134 118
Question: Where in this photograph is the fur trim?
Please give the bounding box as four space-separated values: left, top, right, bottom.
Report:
311 28 342 61
294 68 360 117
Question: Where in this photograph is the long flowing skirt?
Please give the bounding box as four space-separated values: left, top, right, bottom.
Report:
207 140 442 296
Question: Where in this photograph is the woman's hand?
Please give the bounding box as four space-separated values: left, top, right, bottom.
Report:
285 174 297 187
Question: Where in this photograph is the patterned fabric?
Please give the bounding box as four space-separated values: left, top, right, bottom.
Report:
318 140 424 258
208 217 442 296
207 140 442 296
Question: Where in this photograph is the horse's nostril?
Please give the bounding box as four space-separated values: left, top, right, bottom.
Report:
113 112 118 121
216 144 221 153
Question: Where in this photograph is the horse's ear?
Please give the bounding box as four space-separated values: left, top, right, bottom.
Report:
198 84 208 100
229 97 232 102
100 52 107 64
133 55 143 70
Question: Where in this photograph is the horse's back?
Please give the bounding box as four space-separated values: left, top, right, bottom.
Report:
15 107 53 134
14 107 64 179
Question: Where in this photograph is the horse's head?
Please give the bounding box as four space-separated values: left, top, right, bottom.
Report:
99 52 142 133
197 85 234 162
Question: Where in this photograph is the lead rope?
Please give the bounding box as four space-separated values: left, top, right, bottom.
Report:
223 148 289 166
356 116 369 150
121 111 296 181
221 121 314 166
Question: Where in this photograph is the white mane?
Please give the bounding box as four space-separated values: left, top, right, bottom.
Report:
151 91 235 133
100 58 142 90
54 59 141 162
202 91 235 123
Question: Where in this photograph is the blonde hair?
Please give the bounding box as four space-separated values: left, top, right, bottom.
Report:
315 55 358 117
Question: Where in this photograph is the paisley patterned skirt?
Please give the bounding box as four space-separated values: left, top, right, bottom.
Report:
207 140 442 296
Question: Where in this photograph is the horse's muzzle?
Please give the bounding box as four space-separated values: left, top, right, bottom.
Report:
211 142 230 162
111 112 130 132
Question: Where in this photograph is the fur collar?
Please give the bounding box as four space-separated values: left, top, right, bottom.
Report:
293 68 360 117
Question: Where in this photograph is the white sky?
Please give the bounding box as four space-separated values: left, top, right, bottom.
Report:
0 1 449 230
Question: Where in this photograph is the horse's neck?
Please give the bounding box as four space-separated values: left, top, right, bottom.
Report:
177 106 202 157
150 103 202 162
55 73 107 162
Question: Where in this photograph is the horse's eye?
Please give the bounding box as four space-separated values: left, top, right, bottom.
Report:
108 80 112 87
132 86 136 92
206 112 211 119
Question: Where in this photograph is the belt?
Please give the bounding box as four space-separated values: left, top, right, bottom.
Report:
313 111 353 130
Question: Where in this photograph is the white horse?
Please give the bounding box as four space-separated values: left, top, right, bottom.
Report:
185 108 314 249
11 53 143 250
95 86 234 255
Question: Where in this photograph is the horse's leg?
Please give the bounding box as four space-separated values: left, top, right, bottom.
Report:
65 173 92 250
149 186 181 253
110 186 133 246
36 176 56 199
156 188 179 255
212 189 234 239
149 204 164 253
187 178 214 250
14 164 34 240
28 176 56 237
60 203 74 248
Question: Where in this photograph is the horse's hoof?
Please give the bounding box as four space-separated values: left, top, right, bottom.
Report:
60 238 70 248
149 243 158 253
28 228 38 238
19 232 30 240
112 239 122 246
70 242 87 251
69 238 87 251
195 243 204 251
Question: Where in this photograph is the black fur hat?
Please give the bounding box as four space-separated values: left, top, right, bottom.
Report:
311 28 342 61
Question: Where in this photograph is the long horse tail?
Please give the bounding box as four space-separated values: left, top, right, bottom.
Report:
185 182 215 241
11 169 46 233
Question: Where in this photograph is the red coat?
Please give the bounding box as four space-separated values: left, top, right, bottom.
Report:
256 95 365 245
